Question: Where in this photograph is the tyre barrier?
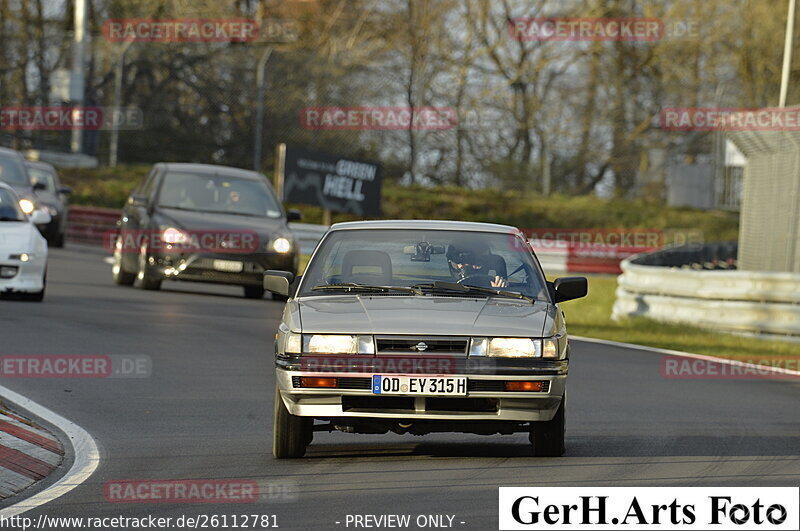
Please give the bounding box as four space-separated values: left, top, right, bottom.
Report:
612 243 800 340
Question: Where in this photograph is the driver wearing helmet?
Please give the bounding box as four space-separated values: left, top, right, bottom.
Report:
446 243 508 288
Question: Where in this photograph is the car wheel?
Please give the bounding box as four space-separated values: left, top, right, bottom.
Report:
272 387 312 458
530 395 566 457
243 286 265 299
135 244 161 290
112 244 135 286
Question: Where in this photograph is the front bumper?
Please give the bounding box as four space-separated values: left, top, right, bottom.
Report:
0 258 46 293
148 251 296 286
275 358 567 422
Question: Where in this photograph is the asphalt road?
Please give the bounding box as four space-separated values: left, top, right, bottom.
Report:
0 245 798 530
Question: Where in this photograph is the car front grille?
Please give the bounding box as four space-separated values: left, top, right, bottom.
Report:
375 336 469 355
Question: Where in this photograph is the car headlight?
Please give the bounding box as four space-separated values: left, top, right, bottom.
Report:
488 338 537 357
161 227 188 245
285 332 302 354
469 337 560 358
9 253 32 262
19 199 35 215
541 338 559 358
303 334 374 354
272 237 292 253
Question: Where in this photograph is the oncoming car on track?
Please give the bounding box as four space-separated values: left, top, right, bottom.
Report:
264 220 587 458
113 163 301 299
0 182 51 301
24 160 72 248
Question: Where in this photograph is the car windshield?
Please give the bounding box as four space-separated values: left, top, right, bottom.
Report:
156 171 283 218
0 188 25 221
27 167 57 192
300 229 548 300
0 155 29 186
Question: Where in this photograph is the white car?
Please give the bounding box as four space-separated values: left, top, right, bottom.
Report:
0 182 51 301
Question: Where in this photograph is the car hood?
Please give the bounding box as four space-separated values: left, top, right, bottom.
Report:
0 222 38 251
296 295 553 337
33 190 61 208
5 183 34 199
156 207 287 233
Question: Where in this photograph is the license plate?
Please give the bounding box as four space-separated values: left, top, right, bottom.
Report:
372 375 467 396
212 259 243 273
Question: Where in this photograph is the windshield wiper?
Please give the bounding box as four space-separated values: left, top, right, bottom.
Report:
411 281 535 303
311 283 422 295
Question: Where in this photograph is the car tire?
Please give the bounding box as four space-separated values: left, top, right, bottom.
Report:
50 233 65 248
243 286 265 299
135 245 161 291
272 387 312 459
112 246 136 286
530 395 566 457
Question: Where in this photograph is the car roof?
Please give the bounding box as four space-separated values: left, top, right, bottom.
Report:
0 147 24 160
157 163 264 181
329 219 521 234
24 160 57 172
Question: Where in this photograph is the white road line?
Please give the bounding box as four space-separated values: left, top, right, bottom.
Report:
0 386 99 517
572 335 800 378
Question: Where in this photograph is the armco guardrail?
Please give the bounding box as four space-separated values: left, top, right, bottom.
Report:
66 206 120 246
613 243 800 339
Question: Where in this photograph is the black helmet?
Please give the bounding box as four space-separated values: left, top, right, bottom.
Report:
446 242 489 281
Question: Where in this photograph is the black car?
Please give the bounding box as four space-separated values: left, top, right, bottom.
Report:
24 161 72 247
112 163 301 299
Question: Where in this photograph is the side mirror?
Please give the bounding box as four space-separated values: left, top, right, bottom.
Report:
553 277 587 303
286 209 302 222
30 209 52 225
32 181 47 191
264 270 295 297
58 186 72 195
129 194 148 208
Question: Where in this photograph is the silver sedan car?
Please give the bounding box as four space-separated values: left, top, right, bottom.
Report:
264 220 587 458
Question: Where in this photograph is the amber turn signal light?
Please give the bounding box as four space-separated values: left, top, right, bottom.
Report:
505 381 544 392
300 377 338 388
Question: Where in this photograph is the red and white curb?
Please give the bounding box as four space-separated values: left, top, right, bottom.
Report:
0 385 99 518
0 409 64 500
